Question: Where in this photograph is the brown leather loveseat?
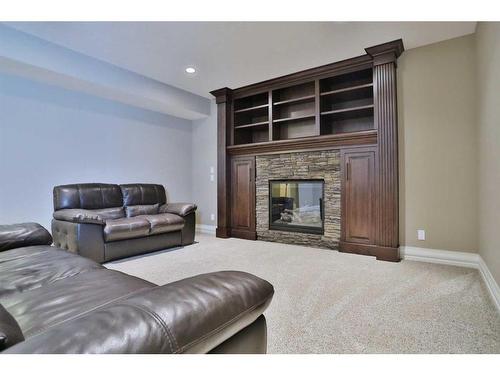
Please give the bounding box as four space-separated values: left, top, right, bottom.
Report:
52 183 196 263
0 223 274 354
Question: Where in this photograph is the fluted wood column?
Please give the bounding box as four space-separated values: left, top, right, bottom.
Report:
210 88 233 238
366 40 403 261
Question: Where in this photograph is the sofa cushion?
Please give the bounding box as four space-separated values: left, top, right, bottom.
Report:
0 223 52 252
103 217 150 242
53 183 123 210
0 246 103 299
120 184 166 206
125 204 159 218
159 203 197 217
142 213 185 235
53 207 125 225
0 303 24 350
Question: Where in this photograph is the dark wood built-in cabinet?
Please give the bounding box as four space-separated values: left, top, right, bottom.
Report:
230 156 256 240
341 148 376 245
211 39 403 262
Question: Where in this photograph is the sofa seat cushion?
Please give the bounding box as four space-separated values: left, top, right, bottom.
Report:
2 269 155 338
104 217 150 242
141 213 185 235
53 207 125 225
0 246 103 299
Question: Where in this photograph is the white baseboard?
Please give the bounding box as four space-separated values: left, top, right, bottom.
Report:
196 224 216 235
401 246 481 268
477 256 500 311
401 246 500 311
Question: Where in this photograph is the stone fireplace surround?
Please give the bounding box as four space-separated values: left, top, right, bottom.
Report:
255 150 341 249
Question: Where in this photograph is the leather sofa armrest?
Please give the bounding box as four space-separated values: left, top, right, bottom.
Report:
4 271 274 354
53 209 108 225
0 223 52 252
159 202 197 217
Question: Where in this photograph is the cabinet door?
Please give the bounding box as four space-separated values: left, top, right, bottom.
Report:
230 156 256 239
342 149 376 244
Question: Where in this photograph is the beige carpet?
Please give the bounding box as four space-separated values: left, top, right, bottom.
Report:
106 233 500 353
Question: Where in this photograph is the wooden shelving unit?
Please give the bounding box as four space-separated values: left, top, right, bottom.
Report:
230 68 375 146
319 68 374 136
233 93 270 145
211 39 404 262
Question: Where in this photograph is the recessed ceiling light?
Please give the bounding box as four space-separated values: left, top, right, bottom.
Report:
185 67 196 74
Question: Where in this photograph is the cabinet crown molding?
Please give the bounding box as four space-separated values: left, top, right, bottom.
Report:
365 39 405 66
210 87 233 103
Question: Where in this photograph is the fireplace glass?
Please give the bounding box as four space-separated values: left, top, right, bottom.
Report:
269 180 324 234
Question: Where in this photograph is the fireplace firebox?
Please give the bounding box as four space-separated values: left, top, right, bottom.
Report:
269 179 324 234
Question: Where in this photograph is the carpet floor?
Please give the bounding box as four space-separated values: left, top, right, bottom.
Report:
106 233 500 353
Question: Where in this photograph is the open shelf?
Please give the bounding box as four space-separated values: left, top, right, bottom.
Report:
234 126 269 145
234 92 268 111
320 68 373 93
320 82 373 97
321 104 374 118
273 82 314 102
234 121 269 129
319 69 374 135
273 94 315 106
233 92 270 145
272 82 316 141
273 114 315 123
320 105 374 135
234 103 269 114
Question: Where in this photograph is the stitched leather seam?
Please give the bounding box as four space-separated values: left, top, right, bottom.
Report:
176 293 272 354
123 302 178 353
26 286 153 338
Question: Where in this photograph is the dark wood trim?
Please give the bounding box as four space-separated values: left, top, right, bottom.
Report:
210 87 233 239
227 130 377 156
365 39 404 66
373 61 399 252
230 229 257 240
314 79 321 136
339 241 400 262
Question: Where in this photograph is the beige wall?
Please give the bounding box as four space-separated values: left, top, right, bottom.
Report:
397 35 478 252
476 22 500 284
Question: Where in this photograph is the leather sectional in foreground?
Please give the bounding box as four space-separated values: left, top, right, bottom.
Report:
0 223 274 354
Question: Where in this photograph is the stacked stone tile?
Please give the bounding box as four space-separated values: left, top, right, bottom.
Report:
255 150 341 249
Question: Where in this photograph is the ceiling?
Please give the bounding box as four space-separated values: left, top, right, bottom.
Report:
6 22 476 98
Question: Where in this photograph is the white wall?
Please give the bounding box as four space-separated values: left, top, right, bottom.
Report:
191 100 218 226
0 72 193 230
